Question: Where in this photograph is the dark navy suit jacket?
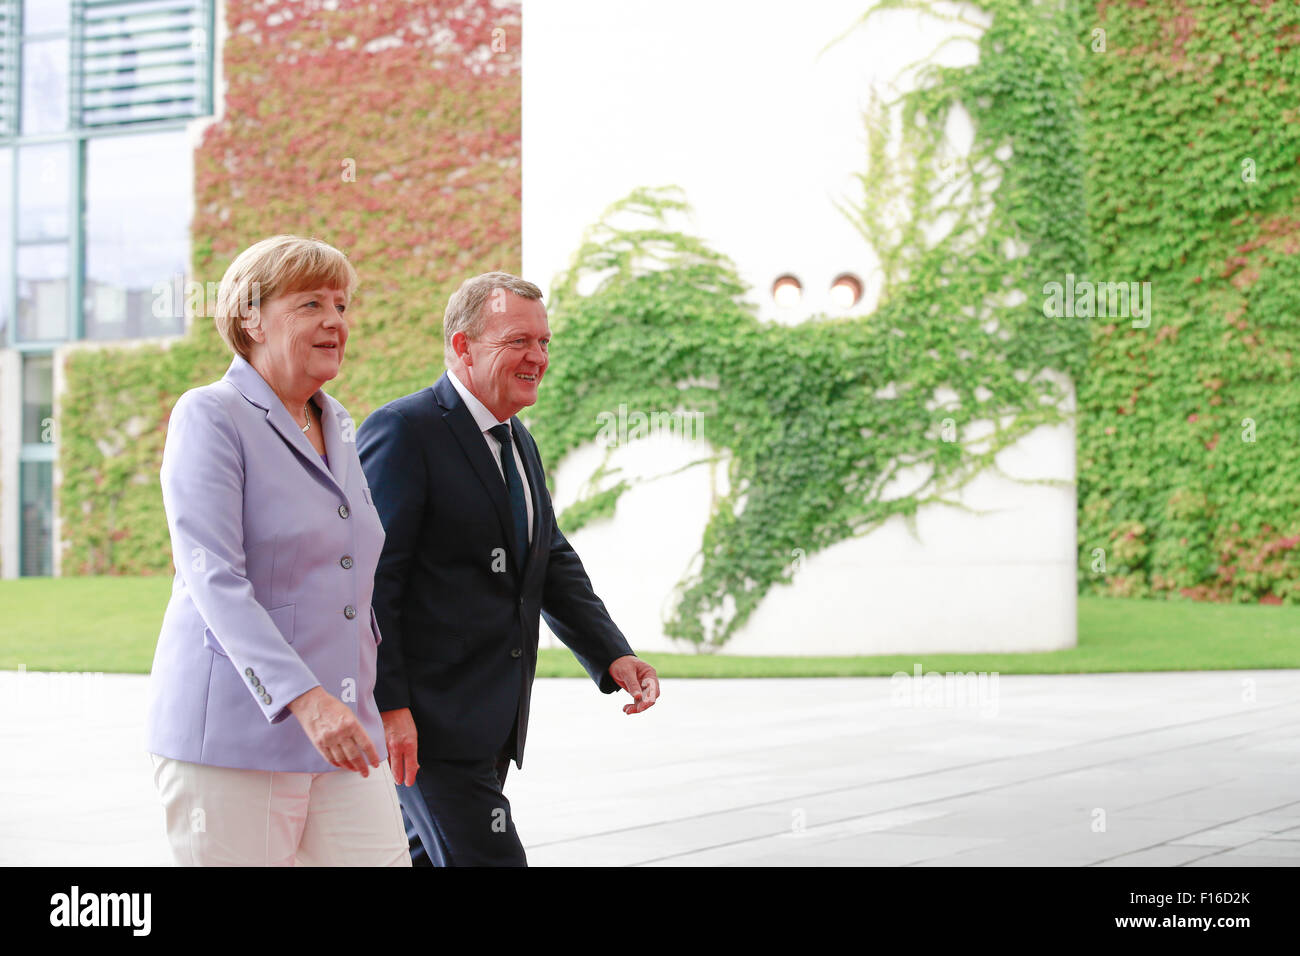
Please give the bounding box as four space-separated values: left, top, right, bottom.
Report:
357 373 633 768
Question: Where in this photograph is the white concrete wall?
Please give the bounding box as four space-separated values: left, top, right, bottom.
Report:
522 0 1077 655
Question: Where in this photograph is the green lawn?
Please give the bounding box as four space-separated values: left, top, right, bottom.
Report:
2 576 1297 676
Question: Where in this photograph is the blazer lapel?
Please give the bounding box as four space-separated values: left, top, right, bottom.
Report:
222 356 342 494
317 397 349 487
433 375 523 571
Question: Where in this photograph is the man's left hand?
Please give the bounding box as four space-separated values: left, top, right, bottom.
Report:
609 655 659 714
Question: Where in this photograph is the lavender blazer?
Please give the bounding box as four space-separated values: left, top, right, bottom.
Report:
145 355 387 772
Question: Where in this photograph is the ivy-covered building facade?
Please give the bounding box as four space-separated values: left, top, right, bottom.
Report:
3 0 1299 645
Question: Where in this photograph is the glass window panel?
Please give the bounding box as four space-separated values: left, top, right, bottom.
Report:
84 8 200 42
84 99 199 126
85 0 195 22
82 63 196 89
0 16 17 136
85 131 191 340
17 143 70 241
22 353 54 444
84 45 200 74
17 243 69 342
23 0 70 35
87 30 196 58
20 460 54 577
20 38 69 134
0 149 11 340
77 0 209 127
83 80 199 108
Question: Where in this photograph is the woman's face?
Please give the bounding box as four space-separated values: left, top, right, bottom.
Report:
250 286 350 392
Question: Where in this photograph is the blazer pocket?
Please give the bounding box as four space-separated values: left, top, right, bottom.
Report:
204 603 296 657
404 634 467 663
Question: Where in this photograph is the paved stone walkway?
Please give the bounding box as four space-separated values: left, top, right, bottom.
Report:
1 670 1297 865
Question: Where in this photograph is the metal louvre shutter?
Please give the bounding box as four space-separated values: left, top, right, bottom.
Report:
72 0 210 128
0 0 17 136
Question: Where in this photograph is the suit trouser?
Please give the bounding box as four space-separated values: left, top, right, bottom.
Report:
397 751 528 867
150 754 411 867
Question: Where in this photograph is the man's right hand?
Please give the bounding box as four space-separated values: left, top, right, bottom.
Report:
381 707 420 787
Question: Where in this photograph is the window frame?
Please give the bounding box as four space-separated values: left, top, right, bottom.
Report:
3 0 214 577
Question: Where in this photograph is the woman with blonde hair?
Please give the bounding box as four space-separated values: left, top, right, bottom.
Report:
146 235 409 866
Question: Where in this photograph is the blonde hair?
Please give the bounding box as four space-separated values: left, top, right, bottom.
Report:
214 235 359 358
443 271 543 365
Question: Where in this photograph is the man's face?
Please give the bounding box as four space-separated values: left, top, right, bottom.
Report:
459 291 550 420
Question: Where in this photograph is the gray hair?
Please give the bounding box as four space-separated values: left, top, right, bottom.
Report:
443 271 544 365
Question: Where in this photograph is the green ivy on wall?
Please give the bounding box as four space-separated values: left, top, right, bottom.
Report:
60 0 1296 631
525 0 1088 647
1077 0 1300 602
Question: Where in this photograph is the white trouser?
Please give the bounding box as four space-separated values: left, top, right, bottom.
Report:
150 754 411 867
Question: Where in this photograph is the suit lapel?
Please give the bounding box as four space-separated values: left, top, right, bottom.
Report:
434 375 523 572
222 356 342 494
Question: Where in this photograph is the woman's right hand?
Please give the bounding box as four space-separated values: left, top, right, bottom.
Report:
287 686 381 776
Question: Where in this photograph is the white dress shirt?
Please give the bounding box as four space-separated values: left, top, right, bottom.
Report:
446 369 534 545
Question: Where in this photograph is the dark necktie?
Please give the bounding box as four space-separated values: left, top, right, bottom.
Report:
488 423 530 568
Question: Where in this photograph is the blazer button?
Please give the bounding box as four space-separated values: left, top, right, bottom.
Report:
518 596 524 606
338 504 350 519
510 648 522 659
262 693 272 705
244 667 254 678
340 555 353 569
344 605 357 619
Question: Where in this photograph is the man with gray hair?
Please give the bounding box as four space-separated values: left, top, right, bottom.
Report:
357 271 660 866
